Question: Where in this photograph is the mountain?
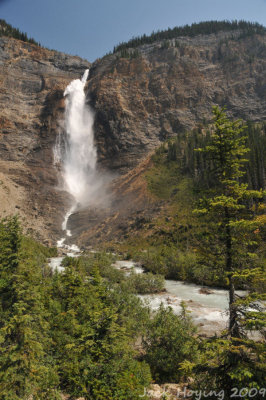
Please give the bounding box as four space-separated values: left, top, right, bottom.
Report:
0 21 265 245
0 35 90 243
88 27 265 172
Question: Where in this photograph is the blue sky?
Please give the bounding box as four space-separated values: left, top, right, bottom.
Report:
1 0 266 62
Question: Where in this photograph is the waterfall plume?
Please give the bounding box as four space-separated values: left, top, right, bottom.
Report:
54 69 100 239
62 69 97 205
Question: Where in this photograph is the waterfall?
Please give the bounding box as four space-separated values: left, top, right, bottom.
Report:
63 69 97 205
54 69 97 247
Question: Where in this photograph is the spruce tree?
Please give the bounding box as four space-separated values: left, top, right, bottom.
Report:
0 217 59 399
194 106 265 338
50 261 151 399
188 107 265 395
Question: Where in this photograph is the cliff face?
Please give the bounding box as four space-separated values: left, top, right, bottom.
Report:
0 37 90 242
0 30 265 244
68 155 162 247
71 30 266 246
88 31 266 173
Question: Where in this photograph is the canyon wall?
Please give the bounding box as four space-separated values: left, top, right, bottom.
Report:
0 37 90 242
0 30 265 244
87 31 265 173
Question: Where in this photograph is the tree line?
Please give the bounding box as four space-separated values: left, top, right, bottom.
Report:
113 20 266 54
0 19 40 46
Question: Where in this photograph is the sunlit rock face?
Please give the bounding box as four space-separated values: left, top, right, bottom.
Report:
71 30 266 246
0 29 265 244
0 37 90 243
87 31 266 173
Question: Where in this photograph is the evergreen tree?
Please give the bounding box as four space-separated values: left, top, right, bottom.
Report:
0 216 20 315
0 217 59 400
143 303 198 383
50 261 151 399
113 20 266 54
194 106 265 337
187 107 266 396
0 19 39 45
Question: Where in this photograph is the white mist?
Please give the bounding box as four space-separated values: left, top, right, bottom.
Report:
54 69 97 246
63 69 97 204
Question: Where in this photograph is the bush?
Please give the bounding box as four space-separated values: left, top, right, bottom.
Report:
128 272 165 294
140 246 198 281
187 337 266 399
143 303 198 383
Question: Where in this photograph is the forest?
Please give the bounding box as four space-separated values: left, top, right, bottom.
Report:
0 108 265 399
113 20 266 54
114 119 265 289
0 19 39 46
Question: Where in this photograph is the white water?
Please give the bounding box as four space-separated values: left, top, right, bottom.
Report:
54 69 98 247
62 205 76 236
112 260 248 335
62 69 97 205
50 255 229 333
49 257 65 273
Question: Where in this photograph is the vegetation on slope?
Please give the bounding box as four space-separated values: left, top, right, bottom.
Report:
193 107 265 339
0 19 40 46
0 216 198 399
0 110 265 396
181 108 266 397
113 20 266 53
0 186 264 397
113 119 265 289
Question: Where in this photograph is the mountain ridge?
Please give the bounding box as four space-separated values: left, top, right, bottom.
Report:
0 23 265 244
87 28 265 173
112 19 266 54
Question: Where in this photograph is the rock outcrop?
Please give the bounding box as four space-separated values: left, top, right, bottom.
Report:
88 31 265 173
68 155 162 247
0 29 265 244
70 30 265 245
0 37 90 242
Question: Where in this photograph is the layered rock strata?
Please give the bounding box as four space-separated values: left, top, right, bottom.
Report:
0 37 90 242
0 30 265 243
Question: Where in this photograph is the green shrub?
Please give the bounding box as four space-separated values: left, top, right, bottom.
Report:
128 272 165 294
143 303 198 383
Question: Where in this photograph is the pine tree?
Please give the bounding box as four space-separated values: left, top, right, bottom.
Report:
0 217 60 399
188 107 266 396
194 106 265 338
50 261 151 399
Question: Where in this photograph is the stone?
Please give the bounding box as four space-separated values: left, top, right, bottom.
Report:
0 37 90 242
88 31 266 174
0 30 265 244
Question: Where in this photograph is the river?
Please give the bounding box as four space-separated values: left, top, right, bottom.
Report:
112 260 250 335
50 255 246 335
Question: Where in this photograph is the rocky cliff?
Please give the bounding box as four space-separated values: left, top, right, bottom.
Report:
87 30 265 173
0 29 265 245
0 37 90 242
71 30 266 246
